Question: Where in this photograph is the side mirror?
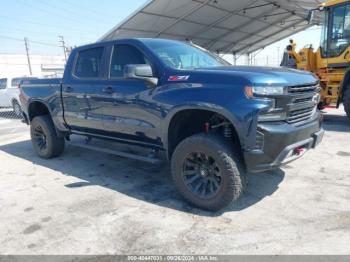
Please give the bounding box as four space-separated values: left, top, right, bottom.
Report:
124 64 158 86
307 10 315 24
307 6 324 25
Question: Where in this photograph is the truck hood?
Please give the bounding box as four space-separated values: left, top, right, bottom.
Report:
195 66 318 86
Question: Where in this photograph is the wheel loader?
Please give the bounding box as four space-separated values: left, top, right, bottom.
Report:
282 0 350 118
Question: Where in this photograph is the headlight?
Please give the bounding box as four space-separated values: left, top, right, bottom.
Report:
252 85 285 95
245 85 285 97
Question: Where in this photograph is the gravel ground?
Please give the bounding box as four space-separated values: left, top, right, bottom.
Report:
0 107 349 255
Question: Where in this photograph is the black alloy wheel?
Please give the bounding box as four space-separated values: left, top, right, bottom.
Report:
182 152 222 199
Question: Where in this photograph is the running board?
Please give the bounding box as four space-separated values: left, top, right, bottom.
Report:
69 142 161 164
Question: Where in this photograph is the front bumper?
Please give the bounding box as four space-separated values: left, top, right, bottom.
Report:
244 115 324 173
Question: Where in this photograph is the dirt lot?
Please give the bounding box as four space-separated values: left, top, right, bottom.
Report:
0 107 349 255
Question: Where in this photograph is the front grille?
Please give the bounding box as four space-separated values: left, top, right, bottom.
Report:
288 83 319 94
285 83 320 125
287 106 316 124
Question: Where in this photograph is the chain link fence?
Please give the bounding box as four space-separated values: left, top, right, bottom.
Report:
0 106 23 120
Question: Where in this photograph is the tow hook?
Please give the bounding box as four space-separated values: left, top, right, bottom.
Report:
293 147 306 156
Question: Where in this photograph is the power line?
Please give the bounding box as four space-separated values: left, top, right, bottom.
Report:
16 0 99 26
18 0 109 27
36 0 112 24
0 15 99 36
0 35 61 47
60 0 118 19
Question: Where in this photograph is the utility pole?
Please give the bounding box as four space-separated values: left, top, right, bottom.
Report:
59 35 67 62
24 38 32 76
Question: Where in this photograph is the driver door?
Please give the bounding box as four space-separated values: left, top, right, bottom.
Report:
97 44 161 146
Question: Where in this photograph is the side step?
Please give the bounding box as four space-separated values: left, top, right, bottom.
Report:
69 142 161 164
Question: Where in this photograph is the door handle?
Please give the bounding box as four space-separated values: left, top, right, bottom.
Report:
64 86 73 93
102 86 114 94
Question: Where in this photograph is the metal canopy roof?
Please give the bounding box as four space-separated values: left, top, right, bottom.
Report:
99 0 324 54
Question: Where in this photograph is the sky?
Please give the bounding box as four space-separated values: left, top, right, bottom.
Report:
0 0 146 54
0 0 322 65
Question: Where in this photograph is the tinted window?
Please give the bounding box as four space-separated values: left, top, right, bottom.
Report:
0 78 7 89
11 77 38 87
74 47 104 78
11 78 21 87
110 45 149 78
328 3 350 57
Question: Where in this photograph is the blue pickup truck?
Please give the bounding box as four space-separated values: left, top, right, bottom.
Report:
20 38 324 211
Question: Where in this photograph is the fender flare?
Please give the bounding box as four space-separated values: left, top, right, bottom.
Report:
161 103 251 155
27 99 53 120
27 99 68 137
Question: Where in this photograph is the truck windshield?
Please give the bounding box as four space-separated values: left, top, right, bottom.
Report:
145 41 230 69
321 3 350 58
329 3 350 57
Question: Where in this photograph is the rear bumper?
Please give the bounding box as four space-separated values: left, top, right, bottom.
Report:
244 114 323 173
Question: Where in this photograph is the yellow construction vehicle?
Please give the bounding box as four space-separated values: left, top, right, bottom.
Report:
284 0 350 117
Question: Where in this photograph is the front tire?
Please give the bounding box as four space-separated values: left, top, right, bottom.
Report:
30 115 65 159
343 84 350 119
171 133 245 211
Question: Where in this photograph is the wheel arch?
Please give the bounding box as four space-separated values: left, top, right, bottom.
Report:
28 100 52 122
27 99 66 137
163 105 244 160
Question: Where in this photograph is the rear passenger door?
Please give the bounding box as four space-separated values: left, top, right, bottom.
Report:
62 46 106 133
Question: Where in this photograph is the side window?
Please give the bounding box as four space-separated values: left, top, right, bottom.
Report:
329 4 350 57
74 47 104 78
110 44 149 78
0 79 7 89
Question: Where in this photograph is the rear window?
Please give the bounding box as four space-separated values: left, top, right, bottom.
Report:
0 78 7 89
74 47 104 78
11 77 37 87
11 78 22 87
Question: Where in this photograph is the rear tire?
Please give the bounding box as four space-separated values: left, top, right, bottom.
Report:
344 84 350 119
171 133 245 211
30 115 65 159
12 100 22 118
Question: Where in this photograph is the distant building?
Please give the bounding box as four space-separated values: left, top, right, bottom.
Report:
0 54 65 78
